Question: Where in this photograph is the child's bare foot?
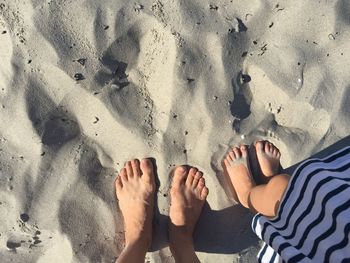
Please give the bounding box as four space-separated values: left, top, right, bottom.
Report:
115 159 155 250
223 145 255 208
169 166 209 262
255 140 281 178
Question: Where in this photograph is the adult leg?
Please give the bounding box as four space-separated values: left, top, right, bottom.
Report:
115 159 156 263
169 166 209 263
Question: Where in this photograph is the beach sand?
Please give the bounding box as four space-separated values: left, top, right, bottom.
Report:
0 0 349 262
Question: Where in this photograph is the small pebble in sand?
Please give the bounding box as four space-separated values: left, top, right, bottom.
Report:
33 240 42 245
277 106 282 114
209 4 218 10
241 74 251 83
77 58 86 66
328 34 335 40
74 73 85 81
6 241 21 249
134 4 144 13
20 213 29 222
1 30 7 34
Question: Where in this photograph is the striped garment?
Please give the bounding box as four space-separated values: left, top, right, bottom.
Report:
252 146 350 263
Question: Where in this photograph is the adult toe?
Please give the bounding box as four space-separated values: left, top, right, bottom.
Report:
140 158 154 184
172 166 187 188
125 161 134 178
131 159 142 177
192 171 203 188
186 167 198 186
200 187 209 200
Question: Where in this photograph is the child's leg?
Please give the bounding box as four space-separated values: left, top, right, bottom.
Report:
223 145 290 217
248 174 290 217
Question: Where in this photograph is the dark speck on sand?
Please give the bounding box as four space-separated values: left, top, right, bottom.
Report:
20 213 29 222
241 74 251 83
77 58 87 66
7 241 21 249
74 73 85 81
209 4 218 10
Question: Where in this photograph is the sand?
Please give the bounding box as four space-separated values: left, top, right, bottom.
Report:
0 0 349 262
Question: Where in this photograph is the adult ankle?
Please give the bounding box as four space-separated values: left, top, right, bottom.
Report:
125 235 151 253
170 242 197 263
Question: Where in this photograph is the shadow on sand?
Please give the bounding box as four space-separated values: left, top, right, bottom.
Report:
150 135 350 254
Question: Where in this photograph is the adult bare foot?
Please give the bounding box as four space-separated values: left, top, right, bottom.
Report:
222 145 255 208
169 166 209 263
255 140 281 178
115 159 155 263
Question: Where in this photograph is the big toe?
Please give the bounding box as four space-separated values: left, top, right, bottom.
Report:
240 145 248 157
140 158 154 184
172 166 187 187
255 140 264 152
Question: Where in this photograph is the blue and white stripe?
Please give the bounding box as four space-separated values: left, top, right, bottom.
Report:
252 147 350 263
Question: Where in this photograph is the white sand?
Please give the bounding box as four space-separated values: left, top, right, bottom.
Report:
0 0 349 262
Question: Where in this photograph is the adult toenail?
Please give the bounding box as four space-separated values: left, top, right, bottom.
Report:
177 166 186 173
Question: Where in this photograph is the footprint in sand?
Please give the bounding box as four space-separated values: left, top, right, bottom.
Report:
94 12 177 140
238 64 331 165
